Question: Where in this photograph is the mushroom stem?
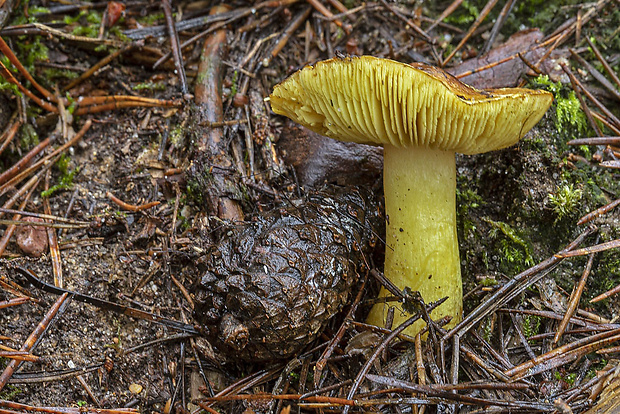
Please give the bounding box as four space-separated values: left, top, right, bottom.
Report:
367 145 462 334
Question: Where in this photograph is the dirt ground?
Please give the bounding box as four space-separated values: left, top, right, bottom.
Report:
1 0 620 413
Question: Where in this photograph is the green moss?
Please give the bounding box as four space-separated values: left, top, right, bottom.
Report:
444 0 479 25
178 213 190 231
480 316 493 342
522 314 541 339
113 210 127 219
548 182 583 222
63 12 83 25
169 124 184 146
19 123 39 149
56 153 71 175
10 1 49 25
42 68 80 81
230 70 239 98
532 75 590 141
554 371 577 385
137 12 165 26
457 185 484 237
16 38 49 74
41 154 80 198
0 76 21 95
507 0 587 34
590 10 620 59
186 178 205 205
65 94 78 114
133 81 166 91
0 384 21 400
479 277 498 287
485 218 535 272
68 11 103 38
589 250 620 306
556 92 588 139
108 26 130 43
564 372 577 385
0 1 50 91
0 34 49 89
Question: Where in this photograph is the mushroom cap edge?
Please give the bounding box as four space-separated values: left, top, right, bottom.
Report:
270 56 553 155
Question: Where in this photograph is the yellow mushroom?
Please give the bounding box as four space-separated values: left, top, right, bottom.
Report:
270 56 553 334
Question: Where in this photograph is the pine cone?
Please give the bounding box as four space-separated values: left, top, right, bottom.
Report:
193 187 383 361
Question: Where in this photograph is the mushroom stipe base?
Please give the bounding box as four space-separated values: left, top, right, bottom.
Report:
366 145 462 333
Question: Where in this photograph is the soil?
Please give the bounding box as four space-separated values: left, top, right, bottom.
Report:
0 0 619 413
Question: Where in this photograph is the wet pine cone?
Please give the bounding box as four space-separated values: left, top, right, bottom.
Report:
193 187 383 361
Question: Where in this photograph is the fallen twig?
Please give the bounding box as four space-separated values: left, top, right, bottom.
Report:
0 292 70 391
554 250 596 344
106 192 161 212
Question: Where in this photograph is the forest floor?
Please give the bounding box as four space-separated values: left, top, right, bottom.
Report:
1 0 620 413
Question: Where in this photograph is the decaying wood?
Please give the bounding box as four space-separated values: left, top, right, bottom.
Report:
188 4 244 221
583 361 620 414
278 120 383 187
450 29 566 88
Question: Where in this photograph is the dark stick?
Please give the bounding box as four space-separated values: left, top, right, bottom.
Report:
162 0 188 94
342 298 447 414
13 267 200 335
444 226 594 341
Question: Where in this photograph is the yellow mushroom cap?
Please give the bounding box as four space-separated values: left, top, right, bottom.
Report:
270 56 553 155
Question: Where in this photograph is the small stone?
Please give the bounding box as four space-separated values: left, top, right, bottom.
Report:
233 94 249 108
129 383 143 394
15 217 48 257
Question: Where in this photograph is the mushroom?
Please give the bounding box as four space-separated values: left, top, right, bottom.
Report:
270 56 553 334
